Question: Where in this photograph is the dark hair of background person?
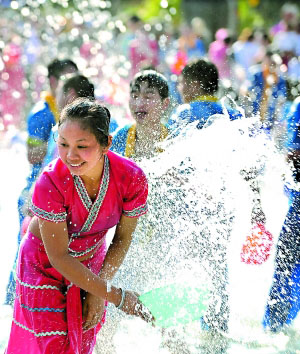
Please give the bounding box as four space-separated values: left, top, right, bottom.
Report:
62 75 95 99
247 33 255 41
59 98 110 147
129 15 142 23
181 59 219 94
130 69 169 100
47 59 78 79
224 36 232 45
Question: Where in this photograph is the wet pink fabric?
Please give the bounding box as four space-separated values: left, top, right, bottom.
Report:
5 151 148 353
5 232 106 354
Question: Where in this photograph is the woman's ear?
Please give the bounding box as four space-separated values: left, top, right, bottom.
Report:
102 135 113 155
162 97 170 111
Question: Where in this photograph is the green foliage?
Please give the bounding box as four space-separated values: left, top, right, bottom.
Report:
238 0 264 31
120 0 182 26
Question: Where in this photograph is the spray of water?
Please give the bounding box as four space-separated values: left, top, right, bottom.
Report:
94 111 297 353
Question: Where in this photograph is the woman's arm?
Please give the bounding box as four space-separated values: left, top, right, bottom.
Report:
83 215 144 330
38 219 122 306
98 214 138 281
38 217 153 323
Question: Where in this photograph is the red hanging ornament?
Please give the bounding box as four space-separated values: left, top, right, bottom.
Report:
241 222 273 265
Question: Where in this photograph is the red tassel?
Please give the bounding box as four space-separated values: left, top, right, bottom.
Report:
240 223 273 265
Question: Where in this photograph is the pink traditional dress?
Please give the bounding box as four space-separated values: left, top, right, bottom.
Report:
5 150 148 354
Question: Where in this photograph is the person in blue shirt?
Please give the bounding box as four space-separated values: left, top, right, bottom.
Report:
43 74 96 167
247 51 287 133
5 59 78 305
111 70 170 160
263 95 300 333
168 58 241 131
168 59 242 335
285 96 300 157
19 59 78 226
26 59 78 167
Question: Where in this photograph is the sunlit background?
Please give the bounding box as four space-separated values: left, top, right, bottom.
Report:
1 0 300 353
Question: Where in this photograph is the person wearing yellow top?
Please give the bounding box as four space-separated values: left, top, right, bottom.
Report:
111 70 170 159
26 59 78 165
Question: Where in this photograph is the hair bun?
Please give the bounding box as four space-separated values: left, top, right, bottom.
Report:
103 106 111 122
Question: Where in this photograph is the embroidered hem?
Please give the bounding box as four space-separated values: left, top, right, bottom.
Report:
13 319 67 337
30 204 67 223
123 203 148 217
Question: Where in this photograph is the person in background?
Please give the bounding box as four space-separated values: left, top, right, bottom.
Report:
0 40 26 131
169 58 241 131
190 17 212 51
117 15 143 60
20 58 78 230
45 74 123 169
178 22 206 61
168 58 242 335
272 24 299 67
263 128 300 333
208 28 232 80
18 75 97 245
247 51 287 133
111 69 170 160
5 98 153 353
232 28 262 80
127 16 159 77
270 3 299 37
5 59 78 305
272 79 297 153
43 75 96 169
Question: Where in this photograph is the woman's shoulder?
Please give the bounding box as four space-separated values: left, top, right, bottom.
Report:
107 150 146 178
43 157 68 174
107 151 148 202
39 158 72 187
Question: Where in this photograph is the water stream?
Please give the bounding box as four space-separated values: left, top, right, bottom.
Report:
95 114 299 353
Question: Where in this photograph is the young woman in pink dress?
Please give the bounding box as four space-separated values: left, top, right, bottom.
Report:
5 98 152 354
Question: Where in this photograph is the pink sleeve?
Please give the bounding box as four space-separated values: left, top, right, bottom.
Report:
122 168 148 218
30 172 67 222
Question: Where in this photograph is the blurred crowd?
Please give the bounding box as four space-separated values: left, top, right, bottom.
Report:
0 2 299 135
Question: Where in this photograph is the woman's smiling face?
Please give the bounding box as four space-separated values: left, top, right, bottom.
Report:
57 120 104 178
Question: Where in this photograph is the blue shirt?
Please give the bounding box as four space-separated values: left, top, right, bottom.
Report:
248 66 287 129
27 100 56 143
286 97 300 151
110 124 132 156
168 100 241 131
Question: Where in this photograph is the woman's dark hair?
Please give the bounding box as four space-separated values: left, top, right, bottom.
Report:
59 98 110 146
182 59 219 94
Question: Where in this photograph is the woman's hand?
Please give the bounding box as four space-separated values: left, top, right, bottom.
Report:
82 292 105 331
120 290 155 324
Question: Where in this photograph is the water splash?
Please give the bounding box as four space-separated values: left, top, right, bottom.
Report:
97 113 296 353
